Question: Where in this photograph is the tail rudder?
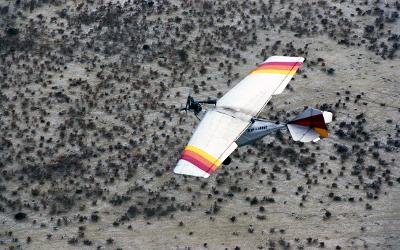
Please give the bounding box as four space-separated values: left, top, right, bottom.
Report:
287 108 332 142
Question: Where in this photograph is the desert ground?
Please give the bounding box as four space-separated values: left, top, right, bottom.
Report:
0 0 399 249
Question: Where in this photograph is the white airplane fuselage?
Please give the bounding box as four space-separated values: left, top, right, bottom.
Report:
236 119 286 147
197 109 286 147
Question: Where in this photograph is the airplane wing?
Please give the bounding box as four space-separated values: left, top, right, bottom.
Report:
174 56 304 178
217 56 304 116
174 110 251 178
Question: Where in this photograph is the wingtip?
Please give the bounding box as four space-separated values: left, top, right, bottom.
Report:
174 160 210 178
265 56 305 63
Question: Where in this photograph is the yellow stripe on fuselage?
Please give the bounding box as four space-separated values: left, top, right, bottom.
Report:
185 145 222 167
251 69 296 75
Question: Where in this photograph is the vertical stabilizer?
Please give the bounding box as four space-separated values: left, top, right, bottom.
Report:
287 108 332 142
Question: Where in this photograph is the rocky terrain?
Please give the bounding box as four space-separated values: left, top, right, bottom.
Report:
0 0 399 249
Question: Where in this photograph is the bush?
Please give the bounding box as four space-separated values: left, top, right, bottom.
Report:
83 239 92 246
256 215 266 220
68 237 78 245
31 189 40 196
324 210 331 219
90 213 99 222
14 212 27 221
367 165 376 173
336 144 349 154
177 49 188 61
250 197 258 205
6 28 19 36
364 25 374 34
127 205 139 218
144 207 156 217
154 169 163 177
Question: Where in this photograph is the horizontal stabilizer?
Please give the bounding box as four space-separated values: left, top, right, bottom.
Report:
287 124 321 142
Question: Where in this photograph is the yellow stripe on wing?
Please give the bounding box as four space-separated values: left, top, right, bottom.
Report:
251 69 297 75
185 145 222 167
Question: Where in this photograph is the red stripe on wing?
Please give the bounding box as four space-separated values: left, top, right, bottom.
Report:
180 154 216 174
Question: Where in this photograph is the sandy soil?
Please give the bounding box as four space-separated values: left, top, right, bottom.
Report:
0 0 399 249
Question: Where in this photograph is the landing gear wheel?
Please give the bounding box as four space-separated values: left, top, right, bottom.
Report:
222 156 231 165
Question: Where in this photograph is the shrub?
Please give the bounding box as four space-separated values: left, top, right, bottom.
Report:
327 68 335 75
83 239 92 246
68 237 78 245
14 212 27 221
177 49 188 61
127 206 139 218
324 210 331 219
90 213 99 222
364 25 374 34
6 28 19 36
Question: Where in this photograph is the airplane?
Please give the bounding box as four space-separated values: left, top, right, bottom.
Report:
174 56 333 178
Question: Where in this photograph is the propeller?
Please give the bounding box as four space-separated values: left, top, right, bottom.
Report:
179 90 216 118
180 90 192 113
198 99 217 105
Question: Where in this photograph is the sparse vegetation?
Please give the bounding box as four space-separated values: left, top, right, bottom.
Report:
0 0 398 249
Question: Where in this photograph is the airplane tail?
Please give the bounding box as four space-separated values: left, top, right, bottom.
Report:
287 108 332 142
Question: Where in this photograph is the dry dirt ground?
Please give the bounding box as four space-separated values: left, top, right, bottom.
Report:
0 0 399 249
